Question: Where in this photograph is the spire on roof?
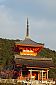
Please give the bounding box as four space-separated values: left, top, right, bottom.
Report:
26 18 29 38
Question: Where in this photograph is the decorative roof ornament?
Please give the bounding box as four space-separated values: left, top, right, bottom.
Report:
25 18 29 38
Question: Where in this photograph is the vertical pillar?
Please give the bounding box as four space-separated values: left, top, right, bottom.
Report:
38 72 40 80
29 69 32 80
30 69 32 79
47 70 48 80
42 70 43 83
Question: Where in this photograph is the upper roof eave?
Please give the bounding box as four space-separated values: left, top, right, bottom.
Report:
15 38 44 47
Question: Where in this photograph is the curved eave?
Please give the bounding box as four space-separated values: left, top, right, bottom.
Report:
15 58 54 68
15 43 44 48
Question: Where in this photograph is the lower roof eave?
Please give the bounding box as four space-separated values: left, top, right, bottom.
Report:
26 66 49 69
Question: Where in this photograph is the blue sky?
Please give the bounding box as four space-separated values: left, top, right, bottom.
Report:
0 0 56 50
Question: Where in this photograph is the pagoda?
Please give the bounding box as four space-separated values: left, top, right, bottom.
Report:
14 18 54 81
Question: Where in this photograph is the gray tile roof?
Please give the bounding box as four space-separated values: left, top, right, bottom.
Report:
15 54 52 60
15 59 54 68
15 38 44 47
15 55 54 68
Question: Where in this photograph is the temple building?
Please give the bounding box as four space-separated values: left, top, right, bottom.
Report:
14 18 54 82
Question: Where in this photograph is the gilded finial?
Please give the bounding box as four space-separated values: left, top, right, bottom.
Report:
26 18 29 38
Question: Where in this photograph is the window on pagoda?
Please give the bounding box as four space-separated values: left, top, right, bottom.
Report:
20 48 37 56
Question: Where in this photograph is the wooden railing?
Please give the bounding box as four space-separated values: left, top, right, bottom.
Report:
0 79 17 84
0 78 55 85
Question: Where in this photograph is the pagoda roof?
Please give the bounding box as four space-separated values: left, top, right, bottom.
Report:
15 38 44 47
15 55 54 68
15 54 52 60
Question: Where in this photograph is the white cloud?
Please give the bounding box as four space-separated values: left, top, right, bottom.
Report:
0 5 19 39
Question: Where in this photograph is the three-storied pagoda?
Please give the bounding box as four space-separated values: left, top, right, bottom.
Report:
14 18 54 81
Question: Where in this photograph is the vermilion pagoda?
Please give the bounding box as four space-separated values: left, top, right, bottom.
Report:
14 18 54 81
